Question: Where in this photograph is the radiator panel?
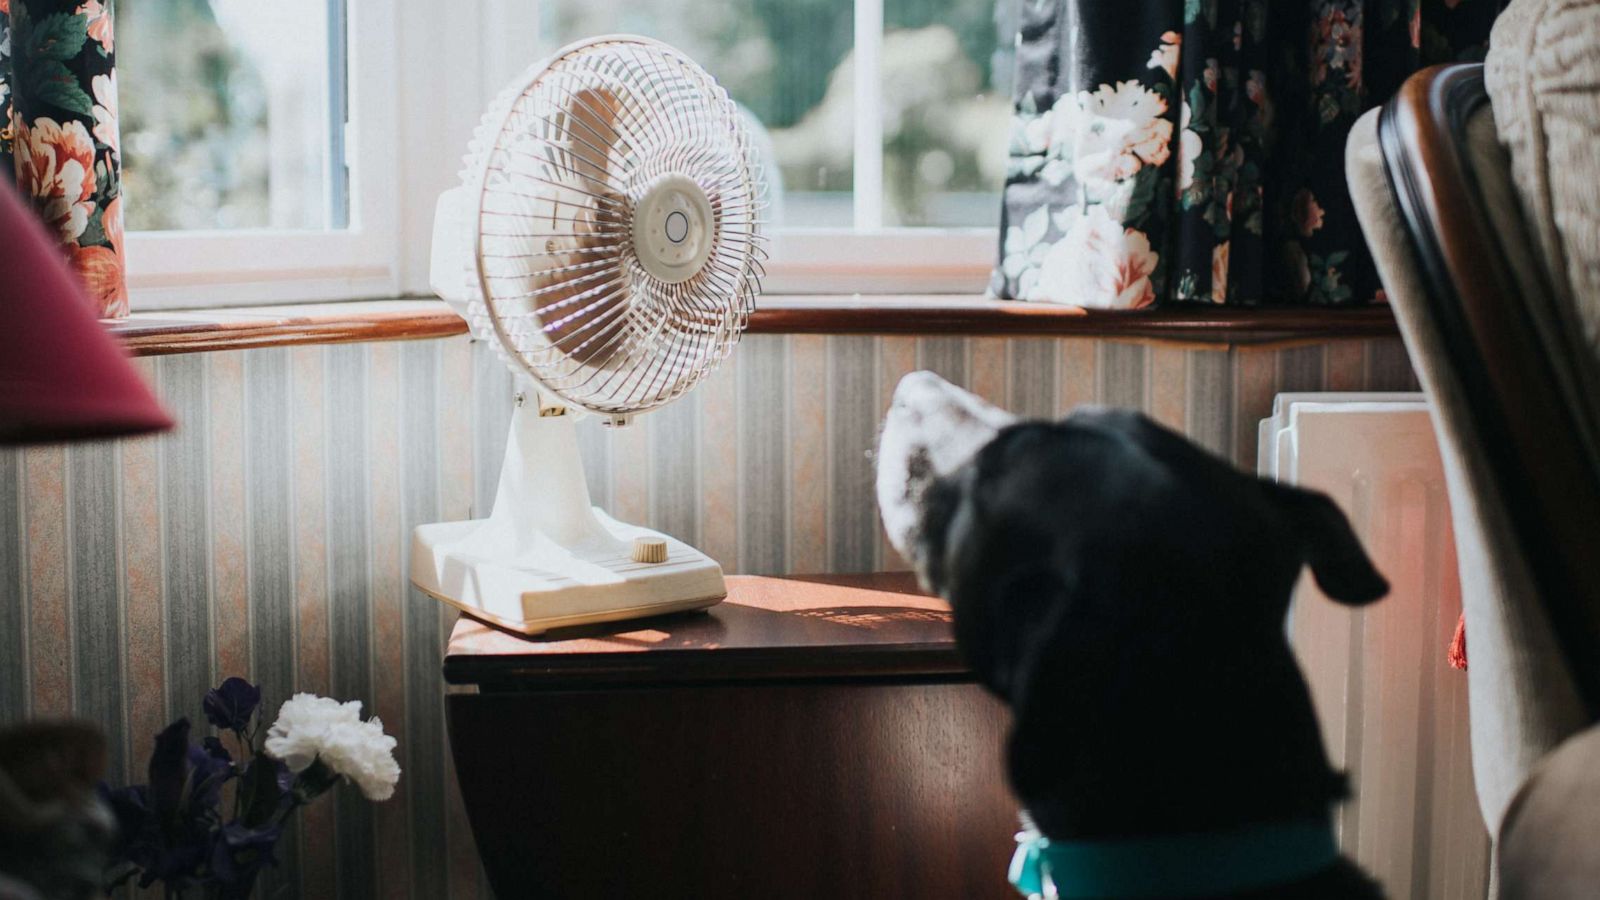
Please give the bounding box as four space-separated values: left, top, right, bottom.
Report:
1262 396 1488 899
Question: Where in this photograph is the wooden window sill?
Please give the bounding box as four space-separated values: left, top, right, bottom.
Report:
109 299 468 357
110 296 1399 357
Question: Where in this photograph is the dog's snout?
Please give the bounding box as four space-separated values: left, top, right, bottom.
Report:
889 370 953 414
876 372 1016 564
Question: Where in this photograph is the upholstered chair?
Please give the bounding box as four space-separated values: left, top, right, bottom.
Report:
1345 0 1600 888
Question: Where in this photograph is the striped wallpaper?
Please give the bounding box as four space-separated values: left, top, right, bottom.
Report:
0 331 1418 898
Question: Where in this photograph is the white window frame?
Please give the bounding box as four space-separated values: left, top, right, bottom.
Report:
127 0 998 311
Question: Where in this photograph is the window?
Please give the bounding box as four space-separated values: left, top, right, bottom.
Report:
123 0 396 310
538 0 1011 292
880 0 1012 228
124 0 1005 309
119 0 345 231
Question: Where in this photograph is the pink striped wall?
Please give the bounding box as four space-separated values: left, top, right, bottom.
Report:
0 331 1417 898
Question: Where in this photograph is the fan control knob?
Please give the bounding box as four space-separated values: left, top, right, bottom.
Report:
631 537 669 564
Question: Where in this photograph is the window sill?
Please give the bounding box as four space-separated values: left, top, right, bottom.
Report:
110 299 468 356
110 297 1400 357
745 296 1398 345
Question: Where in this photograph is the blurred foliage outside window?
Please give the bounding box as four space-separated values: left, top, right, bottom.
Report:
883 0 1014 226
544 0 1015 227
118 0 334 232
117 0 1011 233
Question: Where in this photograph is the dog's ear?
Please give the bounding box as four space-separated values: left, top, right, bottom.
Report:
1262 481 1389 606
967 566 1076 705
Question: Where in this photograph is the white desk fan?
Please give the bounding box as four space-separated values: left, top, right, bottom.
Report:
413 35 766 635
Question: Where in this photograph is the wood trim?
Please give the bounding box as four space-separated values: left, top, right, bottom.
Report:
110 301 469 356
113 297 1398 356
1380 64 1600 714
746 297 1397 345
441 573 963 689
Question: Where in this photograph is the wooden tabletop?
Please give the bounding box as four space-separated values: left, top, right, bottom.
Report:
442 572 971 688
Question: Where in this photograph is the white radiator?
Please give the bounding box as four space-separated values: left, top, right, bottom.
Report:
1260 394 1488 899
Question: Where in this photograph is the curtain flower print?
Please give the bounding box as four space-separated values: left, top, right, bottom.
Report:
1 0 126 318
991 0 1506 307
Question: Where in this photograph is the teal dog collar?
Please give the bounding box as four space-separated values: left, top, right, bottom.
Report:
1008 817 1339 899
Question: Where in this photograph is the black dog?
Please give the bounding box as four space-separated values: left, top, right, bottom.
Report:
877 373 1387 899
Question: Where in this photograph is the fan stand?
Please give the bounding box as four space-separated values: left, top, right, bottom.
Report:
411 393 726 635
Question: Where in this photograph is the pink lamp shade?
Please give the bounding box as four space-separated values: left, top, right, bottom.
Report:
0 180 173 445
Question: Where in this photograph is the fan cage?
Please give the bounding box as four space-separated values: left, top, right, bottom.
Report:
464 35 768 418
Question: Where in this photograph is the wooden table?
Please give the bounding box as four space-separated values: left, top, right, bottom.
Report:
444 573 1019 899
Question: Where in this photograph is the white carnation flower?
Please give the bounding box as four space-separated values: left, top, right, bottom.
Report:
318 715 401 802
265 693 401 801
264 694 360 771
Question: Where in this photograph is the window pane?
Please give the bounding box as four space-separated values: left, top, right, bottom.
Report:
882 0 1013 227
539 0 853 228
119 0 341 231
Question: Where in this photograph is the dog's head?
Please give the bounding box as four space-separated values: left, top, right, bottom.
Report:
876 373 1388 839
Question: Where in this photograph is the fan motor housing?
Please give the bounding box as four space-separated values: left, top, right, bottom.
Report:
632 174 715 284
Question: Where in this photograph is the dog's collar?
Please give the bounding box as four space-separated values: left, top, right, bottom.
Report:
1008 815 1339 899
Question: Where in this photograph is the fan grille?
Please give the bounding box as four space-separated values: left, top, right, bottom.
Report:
468 36 766 417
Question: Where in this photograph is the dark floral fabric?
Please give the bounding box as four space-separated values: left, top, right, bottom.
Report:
0 0 126 317
991 0 1506 307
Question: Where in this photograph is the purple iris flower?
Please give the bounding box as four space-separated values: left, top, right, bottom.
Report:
208 821 283 896
203 678 262 732
187 740 233 811
203 735 233 763
104 720 216 889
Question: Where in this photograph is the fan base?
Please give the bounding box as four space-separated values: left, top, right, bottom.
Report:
411 512 725 636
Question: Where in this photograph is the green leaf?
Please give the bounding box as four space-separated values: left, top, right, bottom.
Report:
1318 94 1341 125
1122 167 1159 227
25 13 89 63
1176 270 1200 301
292 758 342 805
1188 83 1209 132
80 210 106 247
21 57 94 117
32 76 94 117
240 759 286 828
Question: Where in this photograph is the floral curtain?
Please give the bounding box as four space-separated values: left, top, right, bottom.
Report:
0 0 125 318
992 0 1505 308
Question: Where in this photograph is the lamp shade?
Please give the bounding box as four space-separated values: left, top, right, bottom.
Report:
0 180 172 445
